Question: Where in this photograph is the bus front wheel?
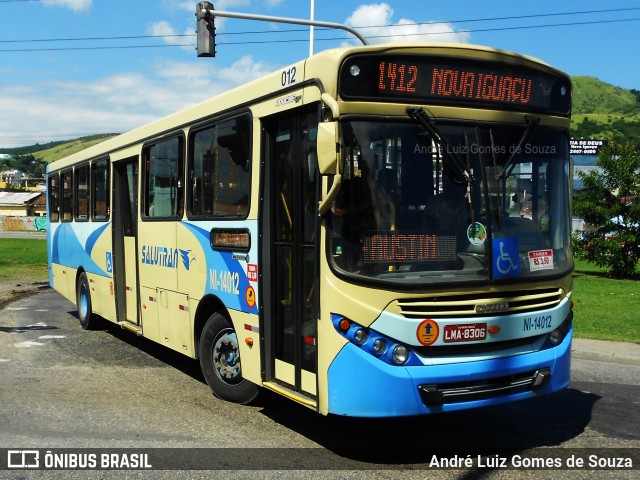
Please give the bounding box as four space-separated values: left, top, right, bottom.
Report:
199 312 258 405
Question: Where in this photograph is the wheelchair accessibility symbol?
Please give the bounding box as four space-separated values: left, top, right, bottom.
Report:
493 238 520 278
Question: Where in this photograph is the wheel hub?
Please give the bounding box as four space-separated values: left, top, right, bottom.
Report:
213 331 242 383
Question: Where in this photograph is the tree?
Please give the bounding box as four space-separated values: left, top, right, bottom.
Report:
574 142 640 278
12 154 47 178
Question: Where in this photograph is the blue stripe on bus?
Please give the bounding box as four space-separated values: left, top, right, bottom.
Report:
51 223 109 277
85 223 110 256
327 326 572 417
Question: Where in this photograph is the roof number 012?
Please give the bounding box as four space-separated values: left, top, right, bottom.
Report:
281 67 297 86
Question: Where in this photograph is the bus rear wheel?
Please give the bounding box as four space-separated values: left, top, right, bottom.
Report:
76 272 100 330
199 312 258 405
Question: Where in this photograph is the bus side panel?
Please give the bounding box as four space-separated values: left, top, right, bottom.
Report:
49 222 69 302
49 222 112 305
177 220 262 380
157 289 192 355
88 272 116 323
48 222 115 321
85 223 116 323
227 310 262 386
138 222 178 293
138 221 196 354
178 221 260 315
140 286 160 343
50 263 74 304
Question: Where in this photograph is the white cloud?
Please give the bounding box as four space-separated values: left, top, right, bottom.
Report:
148 21 179 38
0 56 274 147
345 3 470 44
148 21 194 49
41 0 92 12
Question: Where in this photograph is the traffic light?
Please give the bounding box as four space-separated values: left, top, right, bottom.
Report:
196 1 216 57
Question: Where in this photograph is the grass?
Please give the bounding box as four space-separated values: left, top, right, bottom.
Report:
33 135 117 163
0 236 48 283
0 238 638 344
572 259 640 344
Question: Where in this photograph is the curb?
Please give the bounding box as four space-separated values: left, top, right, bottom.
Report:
572 351 640 366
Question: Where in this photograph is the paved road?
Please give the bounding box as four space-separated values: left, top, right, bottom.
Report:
1 290 638 479
0 231 46 239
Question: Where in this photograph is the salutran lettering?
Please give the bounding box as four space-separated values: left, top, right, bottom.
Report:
141 245 179 269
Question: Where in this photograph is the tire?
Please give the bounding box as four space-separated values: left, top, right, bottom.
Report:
199 312 259 405
76 272 100 330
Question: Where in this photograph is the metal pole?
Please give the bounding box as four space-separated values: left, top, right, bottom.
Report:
309 0 315 56
205 7 369 46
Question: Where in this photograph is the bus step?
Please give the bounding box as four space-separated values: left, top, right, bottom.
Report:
118 321 143 336
262 382 317 410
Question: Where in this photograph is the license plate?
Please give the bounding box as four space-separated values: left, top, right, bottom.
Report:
443 323 487 343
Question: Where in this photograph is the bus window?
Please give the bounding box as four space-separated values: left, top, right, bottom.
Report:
143 137 184 219
189 114 251 218
330 120 571 283
92 158 110 220
75 165 89 221
48 173 60 222
61 170 73 222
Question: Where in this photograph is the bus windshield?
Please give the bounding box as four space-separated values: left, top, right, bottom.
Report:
328 118 572 285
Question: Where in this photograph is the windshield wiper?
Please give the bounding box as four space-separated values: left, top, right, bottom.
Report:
497 116 540 180
407 106 473 184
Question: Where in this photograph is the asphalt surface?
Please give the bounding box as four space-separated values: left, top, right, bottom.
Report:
1 286 639 479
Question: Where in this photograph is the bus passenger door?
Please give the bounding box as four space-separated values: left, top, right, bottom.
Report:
112 159 140 327
262 109 319 400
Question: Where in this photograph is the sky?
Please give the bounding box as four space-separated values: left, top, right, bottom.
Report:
1 0 639 148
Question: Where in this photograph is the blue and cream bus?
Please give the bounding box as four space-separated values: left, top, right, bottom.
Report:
47 42 573 416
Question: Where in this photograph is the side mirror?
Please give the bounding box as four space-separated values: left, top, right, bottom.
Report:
316 121 343 216
317 121 340 175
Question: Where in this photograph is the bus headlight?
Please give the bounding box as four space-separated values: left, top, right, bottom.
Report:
331 314 418 366
392 345 409 365
353 328 368 345
545 312 572 348
372 338 386 355
548 329 562 346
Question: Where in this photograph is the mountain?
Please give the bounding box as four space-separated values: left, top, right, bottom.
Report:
571 77 640 143
572 76 640 116
1 134 118 163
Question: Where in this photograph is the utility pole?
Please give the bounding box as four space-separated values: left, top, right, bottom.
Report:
309 0 315 57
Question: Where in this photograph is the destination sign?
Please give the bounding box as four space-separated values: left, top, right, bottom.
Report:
339 54 571 116
210 228 251 252
362 232 457 264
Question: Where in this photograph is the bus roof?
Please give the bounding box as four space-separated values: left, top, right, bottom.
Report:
48 42 566 172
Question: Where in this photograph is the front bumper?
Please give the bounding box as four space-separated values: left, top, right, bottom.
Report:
327 324 572 417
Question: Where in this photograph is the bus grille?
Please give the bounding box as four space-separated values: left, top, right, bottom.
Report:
419 368 551 406
392 288 565 318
